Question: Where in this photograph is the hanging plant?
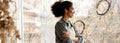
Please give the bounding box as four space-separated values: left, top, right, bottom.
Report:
0 0 21 43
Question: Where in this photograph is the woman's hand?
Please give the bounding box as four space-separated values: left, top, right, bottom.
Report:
72 37 79 43
63 32 79 43
63 32 70 38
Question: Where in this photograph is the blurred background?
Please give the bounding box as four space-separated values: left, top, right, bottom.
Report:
23 0 120 43
0 0 119 43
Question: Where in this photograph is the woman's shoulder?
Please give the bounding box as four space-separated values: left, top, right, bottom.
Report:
55 19 66 27
55 21 64 26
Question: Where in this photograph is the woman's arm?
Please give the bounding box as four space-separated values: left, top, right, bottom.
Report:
55 22 69 39
63 32 70 38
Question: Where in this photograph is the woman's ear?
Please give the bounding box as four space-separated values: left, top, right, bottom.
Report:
65 9 68 14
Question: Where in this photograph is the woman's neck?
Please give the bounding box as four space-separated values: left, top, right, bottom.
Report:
63 14 69 22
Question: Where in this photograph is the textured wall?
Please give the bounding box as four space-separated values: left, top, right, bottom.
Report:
74 0 120 43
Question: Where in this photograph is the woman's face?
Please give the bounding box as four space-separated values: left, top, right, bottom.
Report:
67 6 74 18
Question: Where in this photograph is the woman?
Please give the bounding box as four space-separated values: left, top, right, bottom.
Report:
51 1 83 43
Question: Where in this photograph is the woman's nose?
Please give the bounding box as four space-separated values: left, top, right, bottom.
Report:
73 10 75 14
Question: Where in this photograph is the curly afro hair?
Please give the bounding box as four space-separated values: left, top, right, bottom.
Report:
51 1 72 17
